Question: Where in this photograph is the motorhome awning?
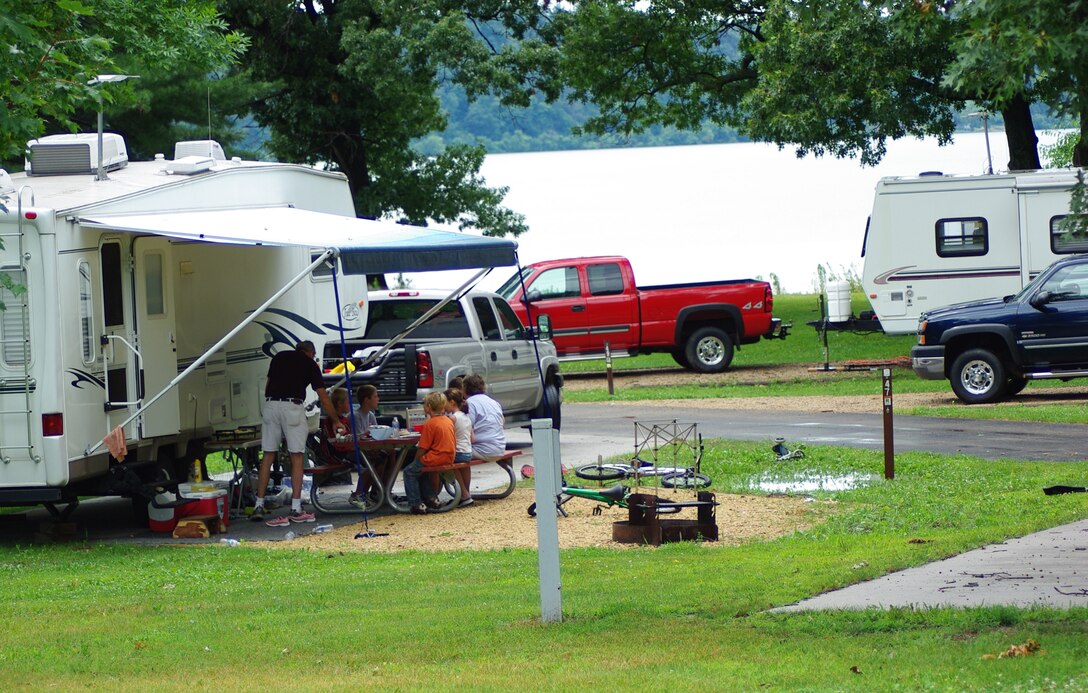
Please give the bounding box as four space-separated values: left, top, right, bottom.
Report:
77 207 518 273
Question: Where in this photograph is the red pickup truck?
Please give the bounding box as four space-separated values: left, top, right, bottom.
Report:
496 256 787 373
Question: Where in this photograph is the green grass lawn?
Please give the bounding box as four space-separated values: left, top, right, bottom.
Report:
3 442 1086 690
560 292 1088 425
560 292 917 373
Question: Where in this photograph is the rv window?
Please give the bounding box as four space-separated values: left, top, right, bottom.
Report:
144 251 165 316
101 242 124 327
310 252 339 280
0 268 30 366
79 261 94 364
1050 216 1088 254
936 218 988 257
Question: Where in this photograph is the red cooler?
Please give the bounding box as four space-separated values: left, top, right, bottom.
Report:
177 483 230 529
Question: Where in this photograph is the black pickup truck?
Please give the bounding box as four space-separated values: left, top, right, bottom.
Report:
912 254 1088 404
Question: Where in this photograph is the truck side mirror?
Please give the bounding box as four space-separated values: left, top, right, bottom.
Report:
1030 291 1051 309
525 289 542 303
536 314 553 340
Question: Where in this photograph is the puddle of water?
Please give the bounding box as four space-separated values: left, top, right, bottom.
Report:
750 473 879 494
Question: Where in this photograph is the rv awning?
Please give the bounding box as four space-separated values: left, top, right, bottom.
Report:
77 207 518 273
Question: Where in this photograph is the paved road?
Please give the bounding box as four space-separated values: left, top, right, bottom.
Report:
561 403 1088 463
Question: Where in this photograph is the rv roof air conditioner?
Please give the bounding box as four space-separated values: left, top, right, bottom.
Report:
166 155 216 176
25 133 129 176
174 140 226 161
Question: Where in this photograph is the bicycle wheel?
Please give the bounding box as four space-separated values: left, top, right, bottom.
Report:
661 471 712 489
574 463 627 481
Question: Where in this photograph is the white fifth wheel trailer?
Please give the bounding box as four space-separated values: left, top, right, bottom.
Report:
861 169 1085 335
0 135 516 517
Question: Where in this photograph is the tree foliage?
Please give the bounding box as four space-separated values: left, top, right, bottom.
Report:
218 0 553 237
0 0 246 165
531 0 1088 171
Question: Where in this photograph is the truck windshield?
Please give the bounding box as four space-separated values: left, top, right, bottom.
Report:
496 267 531 300
364 300 471 340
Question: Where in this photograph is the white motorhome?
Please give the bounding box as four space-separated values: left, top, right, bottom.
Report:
0 135 515 516
861 169 1084 334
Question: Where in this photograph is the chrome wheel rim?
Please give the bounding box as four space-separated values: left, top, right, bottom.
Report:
960 359 995 395
696 337 725 366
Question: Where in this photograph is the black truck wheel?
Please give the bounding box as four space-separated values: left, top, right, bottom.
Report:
1007 375 1029 396
950 348 1008 404
532 380 562 430
683 327 734 373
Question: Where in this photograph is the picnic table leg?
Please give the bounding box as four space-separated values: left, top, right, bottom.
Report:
384 446 415 513
473 460 518 501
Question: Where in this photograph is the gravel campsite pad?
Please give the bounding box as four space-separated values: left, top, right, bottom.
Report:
273 488 826 553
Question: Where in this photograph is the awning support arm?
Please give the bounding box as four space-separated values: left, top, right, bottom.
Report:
84 248 338 456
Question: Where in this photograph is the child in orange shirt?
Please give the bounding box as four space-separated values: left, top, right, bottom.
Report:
402 392 456 514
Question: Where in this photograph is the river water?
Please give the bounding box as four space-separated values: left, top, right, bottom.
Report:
414 131 1064 294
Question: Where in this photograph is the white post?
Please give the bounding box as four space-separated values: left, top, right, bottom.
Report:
531 418 562 623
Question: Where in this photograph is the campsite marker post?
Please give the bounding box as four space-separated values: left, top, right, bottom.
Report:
882 368 894 479
531 418 563 623
605 341 614 395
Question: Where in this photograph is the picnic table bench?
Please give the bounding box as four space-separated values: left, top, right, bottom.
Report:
306 448 522 514
423 449 522 501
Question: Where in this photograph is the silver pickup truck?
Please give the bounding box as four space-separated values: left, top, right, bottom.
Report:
320 289 563 428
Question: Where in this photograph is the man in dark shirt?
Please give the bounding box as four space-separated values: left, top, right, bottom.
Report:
253 340 344 525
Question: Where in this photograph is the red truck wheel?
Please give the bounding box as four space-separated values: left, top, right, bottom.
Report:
684 327 734 373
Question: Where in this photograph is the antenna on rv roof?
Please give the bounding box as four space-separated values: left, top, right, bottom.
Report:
968 111 994 175
207 86 213 157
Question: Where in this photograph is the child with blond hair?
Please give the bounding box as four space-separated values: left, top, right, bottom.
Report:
402 392 456 514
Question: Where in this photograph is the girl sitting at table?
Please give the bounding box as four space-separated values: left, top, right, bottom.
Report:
444 388 473 505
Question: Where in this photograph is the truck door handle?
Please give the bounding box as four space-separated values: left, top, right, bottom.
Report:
491 351 498 362
571 305 585 312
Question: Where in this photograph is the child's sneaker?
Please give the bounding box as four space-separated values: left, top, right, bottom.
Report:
265 514 289 527
348 492 365 509
289 509 316 523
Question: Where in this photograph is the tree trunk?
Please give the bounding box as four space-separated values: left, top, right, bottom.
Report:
1073 101 1088 167
1001 94 1040 171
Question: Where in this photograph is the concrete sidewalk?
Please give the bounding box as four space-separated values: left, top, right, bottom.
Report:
775 519 1088 611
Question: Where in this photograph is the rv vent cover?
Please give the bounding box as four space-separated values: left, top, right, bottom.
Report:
174 140 225 161
26 133 128 176
167 155 216 176
0 169 13 196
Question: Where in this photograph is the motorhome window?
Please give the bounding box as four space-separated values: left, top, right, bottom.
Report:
1049 216 1088 254
79 261 94 364
935 218 988 257
587 263 624 296
472 297 502 341
101 242 124 327
0 268 30 366
144 251 165 316
309 252 339 280
495 299 526 340
362 300 471 340
529 267 581 299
